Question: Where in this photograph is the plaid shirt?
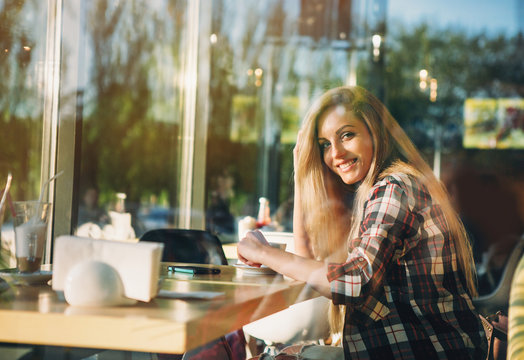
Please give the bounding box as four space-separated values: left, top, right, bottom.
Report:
327 173 487 359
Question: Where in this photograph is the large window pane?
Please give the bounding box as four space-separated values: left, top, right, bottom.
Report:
59 0 190 240
0 0 51 266
205 0 357 241
1 0 521 296
379 0 524 294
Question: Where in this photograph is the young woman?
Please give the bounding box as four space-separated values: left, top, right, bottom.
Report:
238 86 487 359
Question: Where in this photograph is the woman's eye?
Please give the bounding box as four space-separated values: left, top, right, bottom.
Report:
319 142 330 150
342 132 355 140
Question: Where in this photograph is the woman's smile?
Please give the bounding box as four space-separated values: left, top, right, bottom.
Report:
336 158 357 172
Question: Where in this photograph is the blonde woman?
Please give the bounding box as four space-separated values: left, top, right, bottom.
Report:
238 86 487 359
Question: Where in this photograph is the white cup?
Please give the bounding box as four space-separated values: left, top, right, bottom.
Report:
237 216 256 241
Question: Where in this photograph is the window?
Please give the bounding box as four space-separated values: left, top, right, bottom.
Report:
0 0 56 265
58 1 191 243
205 0 357 241
1 0 522 273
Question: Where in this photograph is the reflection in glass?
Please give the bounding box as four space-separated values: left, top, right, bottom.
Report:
0 0 49 266
62 0 189 239
2 1 520 281
206 0 356 240
0 1 49 201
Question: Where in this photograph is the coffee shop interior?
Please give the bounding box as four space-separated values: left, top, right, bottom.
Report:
1 0 523 358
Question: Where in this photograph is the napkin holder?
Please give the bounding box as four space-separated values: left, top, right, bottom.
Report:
52 235 163 305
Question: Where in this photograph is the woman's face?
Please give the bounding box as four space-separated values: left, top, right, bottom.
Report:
317 106 373 185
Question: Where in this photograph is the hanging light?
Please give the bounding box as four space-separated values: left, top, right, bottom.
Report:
372 34 382 61
429 78 438 102
419 69 428 90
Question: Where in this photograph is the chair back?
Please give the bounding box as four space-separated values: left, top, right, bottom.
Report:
474 234 524 316
140 229 228 265
509 253 524 359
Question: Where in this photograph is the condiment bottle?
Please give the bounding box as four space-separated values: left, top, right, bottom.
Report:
256 197 271 228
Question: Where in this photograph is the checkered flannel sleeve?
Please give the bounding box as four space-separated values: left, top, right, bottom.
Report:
327 177 419 307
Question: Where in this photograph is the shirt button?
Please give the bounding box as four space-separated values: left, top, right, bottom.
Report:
359 258 364 262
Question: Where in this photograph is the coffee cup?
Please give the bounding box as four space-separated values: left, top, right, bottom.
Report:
237 216 256 241
14 201 52 273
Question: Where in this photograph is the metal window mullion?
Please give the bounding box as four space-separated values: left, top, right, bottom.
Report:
41 0 63 264
177 0 200 229
178 0 212 230
191 0 212 230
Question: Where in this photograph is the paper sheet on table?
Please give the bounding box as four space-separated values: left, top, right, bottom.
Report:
157 289 225 300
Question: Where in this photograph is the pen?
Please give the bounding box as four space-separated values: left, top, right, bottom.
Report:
168 266 221 275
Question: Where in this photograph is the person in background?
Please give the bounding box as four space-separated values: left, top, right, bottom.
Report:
206 169 236 236
77 186 109 227
238 86 487 359
273 197 294 232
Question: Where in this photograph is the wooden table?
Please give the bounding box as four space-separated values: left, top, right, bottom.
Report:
0 263 318 354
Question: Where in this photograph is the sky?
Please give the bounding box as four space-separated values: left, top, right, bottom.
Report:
388 0 521 36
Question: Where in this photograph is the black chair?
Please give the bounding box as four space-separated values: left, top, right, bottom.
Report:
140 228 228 265
473 234 524 316
141 229 238 359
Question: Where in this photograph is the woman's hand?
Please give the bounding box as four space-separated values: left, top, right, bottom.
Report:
237 230 270 267
238 229 332 297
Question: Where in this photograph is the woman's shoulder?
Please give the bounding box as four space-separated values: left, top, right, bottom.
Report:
371 172 427 206
374 172 417 190
372 171 438 216
377 161 422 185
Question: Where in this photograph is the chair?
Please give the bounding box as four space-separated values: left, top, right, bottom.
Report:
243 232 331 349
140 229 242 360
140 228 228 265
473 234 524 316
508 252 524 359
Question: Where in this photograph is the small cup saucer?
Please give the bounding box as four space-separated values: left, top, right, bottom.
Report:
0 268 53 285
233 263 277 275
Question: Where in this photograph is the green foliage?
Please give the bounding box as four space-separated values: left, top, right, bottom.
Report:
0 0 45 202
357 24 524 156
78 0 185 208
3 1 523 233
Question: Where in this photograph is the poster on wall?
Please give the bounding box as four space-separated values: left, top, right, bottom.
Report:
464 98 524 149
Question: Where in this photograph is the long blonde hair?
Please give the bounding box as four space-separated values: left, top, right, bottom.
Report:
295 86 477 334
